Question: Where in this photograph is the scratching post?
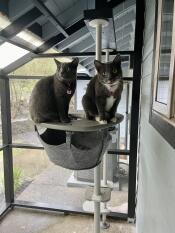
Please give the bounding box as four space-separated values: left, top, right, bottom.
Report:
89 18 109 233
101 48 114 229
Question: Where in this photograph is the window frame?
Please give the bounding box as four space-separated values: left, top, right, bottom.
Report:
152 0 175 119
150 0 175 149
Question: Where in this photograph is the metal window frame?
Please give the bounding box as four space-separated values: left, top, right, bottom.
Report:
0 0 145 223
149 0 175 149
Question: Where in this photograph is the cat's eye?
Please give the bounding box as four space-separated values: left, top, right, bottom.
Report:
113 69 117 74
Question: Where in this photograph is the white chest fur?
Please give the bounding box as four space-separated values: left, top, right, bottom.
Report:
104 84 118 111
105 96 115 111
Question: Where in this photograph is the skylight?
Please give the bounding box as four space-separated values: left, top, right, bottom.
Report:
0 13 11 30
0 42 29 69
0 13 44 48
17 30 44 48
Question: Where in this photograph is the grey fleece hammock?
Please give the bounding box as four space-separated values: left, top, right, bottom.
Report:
35 114 123 170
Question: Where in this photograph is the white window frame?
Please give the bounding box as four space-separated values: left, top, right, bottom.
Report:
153 0 175 122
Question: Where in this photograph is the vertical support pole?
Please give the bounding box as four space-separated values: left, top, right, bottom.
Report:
101 49 110 229
94 165 101 233
102 49 110 188
0 77 14 204
128 0 145 220
96 24 102 61
105 50 109 62
102 153 108 186
125 82 130 150
94 22 102 233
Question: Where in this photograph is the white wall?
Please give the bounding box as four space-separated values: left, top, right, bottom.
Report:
136 0 175 233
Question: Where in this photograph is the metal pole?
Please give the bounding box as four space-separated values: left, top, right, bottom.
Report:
96 24 102 61
125 82 130 150
102 48 110 188
94 22 102 233
117 123 121 191
0 78 14 204
94 165 101 233
128 0 145 220
101 48 111 229
102 153 108 186
105 50 109 62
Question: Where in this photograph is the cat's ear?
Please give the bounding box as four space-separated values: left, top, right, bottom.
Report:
113 54 121 66
71 57 79 67
94 60 102 72
54 59 61 70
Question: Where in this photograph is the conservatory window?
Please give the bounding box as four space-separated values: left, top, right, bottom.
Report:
0 42 29 69
153 0 175 125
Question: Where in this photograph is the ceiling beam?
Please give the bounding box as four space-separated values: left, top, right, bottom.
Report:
115 10 135 29
41 0 93 40
78 46 95 63
56 27 90 51
116 36 132 49
68 36 94 53
113 3 135 21
115 24 133 39
8 0 34 20
0 8 43 39
33 0 68 38
116 34 131 45
37 19 85 53
0 35 37 53
41 0 126 43
118 42 131 51
81 57 94 67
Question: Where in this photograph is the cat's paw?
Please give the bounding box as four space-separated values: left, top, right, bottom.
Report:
95 117 107 124
99 120 107 124
110 117 117 123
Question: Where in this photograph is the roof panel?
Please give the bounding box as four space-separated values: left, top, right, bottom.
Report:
0 42 29 69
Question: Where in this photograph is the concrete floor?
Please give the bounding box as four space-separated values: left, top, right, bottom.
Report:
0 208 135 233
0 163 133 233
15 165 128 213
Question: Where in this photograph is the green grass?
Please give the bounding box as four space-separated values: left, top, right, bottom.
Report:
0 166 23 193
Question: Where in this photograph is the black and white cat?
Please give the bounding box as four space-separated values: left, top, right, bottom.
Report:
29 58 79 123
82 54 123 124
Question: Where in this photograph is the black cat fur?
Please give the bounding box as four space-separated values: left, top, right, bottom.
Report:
82 54 123 124
29 58 79 123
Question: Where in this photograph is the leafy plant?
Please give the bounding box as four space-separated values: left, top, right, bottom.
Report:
13 167 23 192
0 166 23 193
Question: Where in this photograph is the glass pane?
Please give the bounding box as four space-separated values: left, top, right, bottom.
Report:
14 148 128 215
0 42 29 69
10 79 75 145
156 0 174 104
10 57 80 77
10 79 41 145
118 82 131 150
76 80 89 111
0 150 5 212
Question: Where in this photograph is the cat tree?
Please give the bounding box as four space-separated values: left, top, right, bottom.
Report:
36 10 123 233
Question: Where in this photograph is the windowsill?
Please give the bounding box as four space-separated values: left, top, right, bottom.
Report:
152 109 175 127
149 110 175 149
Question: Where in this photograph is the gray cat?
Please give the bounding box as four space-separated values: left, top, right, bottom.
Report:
82 54 123 124
29 58 79 123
